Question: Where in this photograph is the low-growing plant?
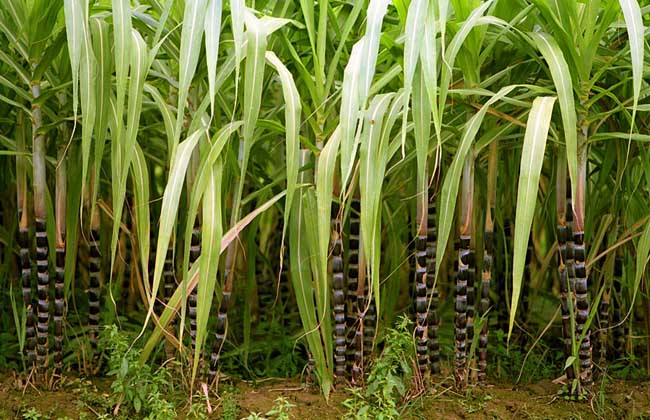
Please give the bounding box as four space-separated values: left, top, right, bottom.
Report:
22 407 45 420
240 396 295 420
101 325 176 419
343 316 418 420
264 397 295 420
220 389 240 420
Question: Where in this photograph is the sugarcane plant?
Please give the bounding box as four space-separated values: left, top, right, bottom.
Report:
0 0 649 406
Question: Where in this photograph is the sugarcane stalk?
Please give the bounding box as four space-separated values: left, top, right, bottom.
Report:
348 195 362 384
612 256 625 358
496 218 511 334
279 240 293 327
557 156 575 383
521 236 533 331
455 155 474 389
121 215 133 313
53 144 66 372
32 80 50 377
354 227 367 384
598 270 611 368
362 269 376 368
187 143 201 359
426 186 440 375
479 141 498 382
187 221 201 361
88 210 101 353
208 243 233 385
17 110 35 371
573 149 592 387
467 248 476 354
331 201 346 383
210 133 248 386
414 188 429 375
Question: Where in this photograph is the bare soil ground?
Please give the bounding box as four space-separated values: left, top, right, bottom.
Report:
1 372 649 419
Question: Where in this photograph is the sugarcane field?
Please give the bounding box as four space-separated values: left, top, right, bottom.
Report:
1 0 650 419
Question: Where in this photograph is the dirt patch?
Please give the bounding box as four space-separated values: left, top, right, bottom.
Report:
1 372 649 419
231 379 347 419
0 373 85 419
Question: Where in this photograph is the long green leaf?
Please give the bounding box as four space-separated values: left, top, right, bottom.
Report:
509 96 556 340
130 143 150 294
193 161 223 383
529 32 577 205
173 0 208 159
618 0 644 113
110 30 149 283
401 0 428 155
62 0 82 123
630 221 650 309
112 0 131 129
146 129 203 329
435 85 517 282
205 0 223 118
265 51 301 250
359 0 391 104
339 39 364 190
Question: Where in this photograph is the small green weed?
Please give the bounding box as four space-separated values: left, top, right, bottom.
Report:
343 316 417 420
241 397 295 420
22 407 45 420
220 388 240 420
101 325 177 419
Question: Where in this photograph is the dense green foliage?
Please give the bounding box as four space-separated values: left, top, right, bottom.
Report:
0 0 649 411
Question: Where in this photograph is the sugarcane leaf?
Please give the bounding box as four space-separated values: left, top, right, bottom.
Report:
439 0 493 122
112 0 132 129
435 85 517 283
413 65 431 221
180 121 242 317
618 0 644 114
193 160 223 384
205 0 223 118
630 221 650 309
146 129 203 329
259 16 291 35
564 356 576 370
228 10 267 226
110 29 149 286
130 143 150 294
231 0 245 78
173 0 208 160
265 51 301 255
141 260 201 363
144 83 175 155
64 143 83 296
401 0 427 156
510 96 556 341
303 187 333 391
90 17 112 220
63 0 83 121
529 32 577 208
0 49 29 86
290 186 332 399
299 0 317 59
79 8 97 210
316 127 341 318
359 93 396 316
324 0 364 96
358 0 391 105
340 38 364 190
242 10 267 147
